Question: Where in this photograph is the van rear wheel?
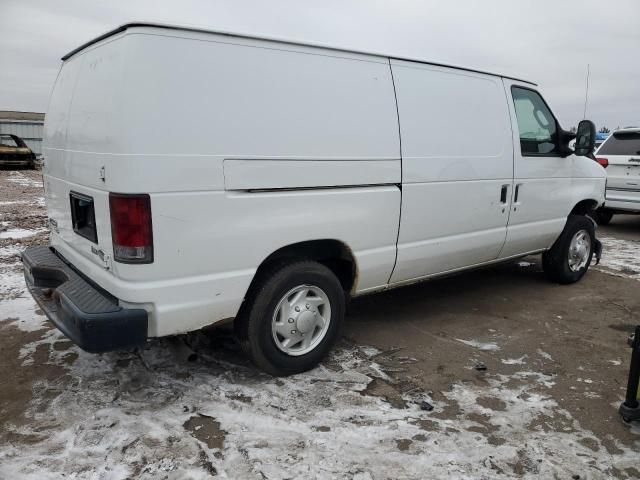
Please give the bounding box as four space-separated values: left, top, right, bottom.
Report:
235 260 345 376
542 214 595 284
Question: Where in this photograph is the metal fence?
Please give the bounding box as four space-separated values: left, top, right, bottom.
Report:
0 116 44 158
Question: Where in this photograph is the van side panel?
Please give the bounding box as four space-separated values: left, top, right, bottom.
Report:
389 61 514 283
118 29 399 159
43 28 402 336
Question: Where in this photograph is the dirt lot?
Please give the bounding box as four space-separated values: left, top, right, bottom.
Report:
1 168 640 479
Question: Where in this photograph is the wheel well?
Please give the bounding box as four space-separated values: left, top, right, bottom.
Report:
252 240 357 295
570 199 599 216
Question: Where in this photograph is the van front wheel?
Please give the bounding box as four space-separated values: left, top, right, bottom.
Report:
542 214 595 284
236 261 345 376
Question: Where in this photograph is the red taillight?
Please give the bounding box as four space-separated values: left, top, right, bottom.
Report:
109 193 153 263
596 157 609 168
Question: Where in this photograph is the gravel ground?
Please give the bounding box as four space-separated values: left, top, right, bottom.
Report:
1 168 639 479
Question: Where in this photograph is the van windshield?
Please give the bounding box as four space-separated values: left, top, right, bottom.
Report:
598 132 640 155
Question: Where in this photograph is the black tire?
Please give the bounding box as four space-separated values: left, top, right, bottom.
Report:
594 208 613 226
235 260 345 376
542 214 595 284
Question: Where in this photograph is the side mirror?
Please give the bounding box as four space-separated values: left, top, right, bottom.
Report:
574 120 596 157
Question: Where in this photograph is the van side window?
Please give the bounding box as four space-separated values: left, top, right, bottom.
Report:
511 87 558 156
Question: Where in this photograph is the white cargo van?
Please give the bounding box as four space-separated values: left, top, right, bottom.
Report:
23 23 606 375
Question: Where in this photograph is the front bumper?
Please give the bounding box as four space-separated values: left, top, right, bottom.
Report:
22 246 148 353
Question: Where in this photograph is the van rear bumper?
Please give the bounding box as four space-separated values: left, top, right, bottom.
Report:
21 246 148 353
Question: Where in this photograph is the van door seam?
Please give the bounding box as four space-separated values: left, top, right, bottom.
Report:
496 77 517 259
387 59 403 285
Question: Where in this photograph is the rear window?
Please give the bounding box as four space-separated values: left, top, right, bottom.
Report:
598 132 640 155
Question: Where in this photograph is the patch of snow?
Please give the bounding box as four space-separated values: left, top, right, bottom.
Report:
0 228 45 240
537 349 553 361
19 328 64 366
517 261 535 267
501 355 527 365
0 244 25 258
511 370 557 389
0 200 42 207
595 236 640 280
1 334 636 479
358 345 382 358
456 338 500 351
7 172 42 188
0 268 47 332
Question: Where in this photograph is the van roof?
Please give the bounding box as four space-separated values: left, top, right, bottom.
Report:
62 22 537 86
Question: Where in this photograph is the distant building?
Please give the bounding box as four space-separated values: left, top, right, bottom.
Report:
0 111 45 158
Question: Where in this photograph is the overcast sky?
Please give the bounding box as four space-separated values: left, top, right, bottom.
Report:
1 0 638 129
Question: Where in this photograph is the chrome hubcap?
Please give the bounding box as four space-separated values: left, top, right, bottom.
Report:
568 229 591 272
271 285 331 356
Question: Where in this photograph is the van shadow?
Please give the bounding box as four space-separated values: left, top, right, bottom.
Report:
600 214 640 238
345 257 546 329
176 258 546 366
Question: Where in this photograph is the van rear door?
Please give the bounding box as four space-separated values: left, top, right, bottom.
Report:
43 35 127 271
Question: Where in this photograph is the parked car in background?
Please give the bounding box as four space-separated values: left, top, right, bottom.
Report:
0 133 36 169
593 127 640 224
594 131 609 150
23 23 605 376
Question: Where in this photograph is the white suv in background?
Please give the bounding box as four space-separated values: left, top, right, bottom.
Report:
594 127 640 224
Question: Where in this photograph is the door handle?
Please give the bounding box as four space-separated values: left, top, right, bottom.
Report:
500 184 509 204
514 183 522 203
